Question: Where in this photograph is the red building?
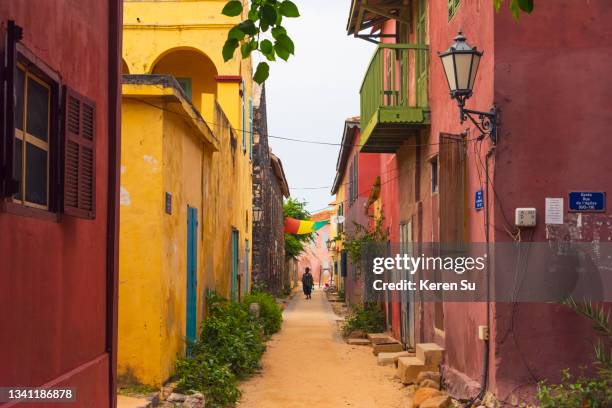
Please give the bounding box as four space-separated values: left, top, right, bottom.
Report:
0 1 122 406
346 0 612 403
331 117 385 306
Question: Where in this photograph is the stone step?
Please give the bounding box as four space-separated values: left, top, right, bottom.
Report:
346 338 371 346
372 341 403 355
367 333 395 345
416 343 445 367
397 356 430 384
377 351 414 366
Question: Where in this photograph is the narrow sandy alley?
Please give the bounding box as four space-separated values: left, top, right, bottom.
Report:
238 289 411 408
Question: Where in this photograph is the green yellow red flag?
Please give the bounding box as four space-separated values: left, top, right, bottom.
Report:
284 217 329 235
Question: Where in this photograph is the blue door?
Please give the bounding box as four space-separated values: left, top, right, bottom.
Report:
231 229 239 301
244 239 250 295
186 207 198 348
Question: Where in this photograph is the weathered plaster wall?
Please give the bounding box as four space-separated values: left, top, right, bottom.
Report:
118 98 164 387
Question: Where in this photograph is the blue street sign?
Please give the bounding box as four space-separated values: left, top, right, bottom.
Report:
568 192 606 212
475 190 484 211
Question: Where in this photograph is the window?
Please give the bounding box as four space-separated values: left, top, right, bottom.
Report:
1 21 97 220
13 64 52 209
448 0 460 21
431 156 439 193
337 203 344 234
176 77 192 101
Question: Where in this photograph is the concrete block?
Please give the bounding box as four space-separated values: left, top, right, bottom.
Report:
416 343 445 367
347 338 370 346
377 351 413 366
419 394 452 408
397 356 427 384
367 333 393 344
372 342 403 355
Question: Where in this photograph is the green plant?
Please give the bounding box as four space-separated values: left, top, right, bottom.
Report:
197 296 265 379
337 289 345 301
537 299 612 407
283 198 313 259
175 292 270 407
221 0 300 84
175 355 240 408
537 369 612 408
243 289 283 335
341 303 385 337
343 214 388 265
493 0 534 19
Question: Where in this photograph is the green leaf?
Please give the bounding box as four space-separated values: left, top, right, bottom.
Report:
274 43 290 61
271 26 287 39
260 39 273 55
248 8 259 21
253 62 270 84
228 26 245 41
261 4 277 25
222 1 243 17
279 1 300 18
238 19 258 36
509 0 520 19
275 34 295 55
493 0 502 12
222 39 239 62
250 40 259 51
517 0 534 13
241 42 252 59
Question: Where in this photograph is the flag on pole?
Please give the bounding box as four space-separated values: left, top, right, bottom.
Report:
284 217 329 235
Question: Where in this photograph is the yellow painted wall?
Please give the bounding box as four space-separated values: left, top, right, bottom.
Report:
118 97 165 387
120 0 255 386
119 83 218 387
332 183 347 292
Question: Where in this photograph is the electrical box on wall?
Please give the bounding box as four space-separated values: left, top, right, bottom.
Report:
515 208 536 227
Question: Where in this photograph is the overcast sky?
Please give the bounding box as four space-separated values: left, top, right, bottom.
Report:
262 1 375 213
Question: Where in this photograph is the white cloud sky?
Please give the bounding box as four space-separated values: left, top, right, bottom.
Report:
262 1 375 213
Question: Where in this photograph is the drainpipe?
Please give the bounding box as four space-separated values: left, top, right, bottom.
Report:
470 146 496 406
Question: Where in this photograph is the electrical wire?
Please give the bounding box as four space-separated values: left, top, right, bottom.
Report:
130 96 480 149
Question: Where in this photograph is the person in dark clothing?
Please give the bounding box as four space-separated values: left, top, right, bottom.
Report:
302 267 314 299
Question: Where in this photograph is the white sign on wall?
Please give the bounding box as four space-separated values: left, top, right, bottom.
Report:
545 198 564 225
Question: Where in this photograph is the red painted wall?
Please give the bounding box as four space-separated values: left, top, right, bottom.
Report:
489 1 612 401
0 1 119 406
373 0 611 402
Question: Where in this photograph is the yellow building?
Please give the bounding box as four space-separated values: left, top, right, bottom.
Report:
119 0 255 388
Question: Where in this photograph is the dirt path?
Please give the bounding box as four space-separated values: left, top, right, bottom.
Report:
238 288 410 408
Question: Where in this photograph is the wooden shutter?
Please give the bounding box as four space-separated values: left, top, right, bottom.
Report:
0 21 22 198
439 133 466 243
63 86 96 219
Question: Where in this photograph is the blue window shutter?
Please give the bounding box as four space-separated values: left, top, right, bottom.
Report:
249 98 253 160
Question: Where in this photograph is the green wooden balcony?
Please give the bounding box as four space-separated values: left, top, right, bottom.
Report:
360 44 430 153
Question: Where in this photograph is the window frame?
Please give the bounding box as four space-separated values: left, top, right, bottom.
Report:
2 44 61 221
431 155 439 194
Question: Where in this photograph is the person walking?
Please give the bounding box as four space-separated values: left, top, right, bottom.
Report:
302 267 314 299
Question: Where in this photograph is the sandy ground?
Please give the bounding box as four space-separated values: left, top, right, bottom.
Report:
238 289 411 408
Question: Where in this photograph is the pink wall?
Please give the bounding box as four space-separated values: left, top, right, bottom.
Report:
298 223 333 286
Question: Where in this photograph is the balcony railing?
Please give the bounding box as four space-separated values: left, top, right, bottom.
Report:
359 43 429 152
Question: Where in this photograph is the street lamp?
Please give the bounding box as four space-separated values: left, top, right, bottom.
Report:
438 31 498 143
253 207 263 223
